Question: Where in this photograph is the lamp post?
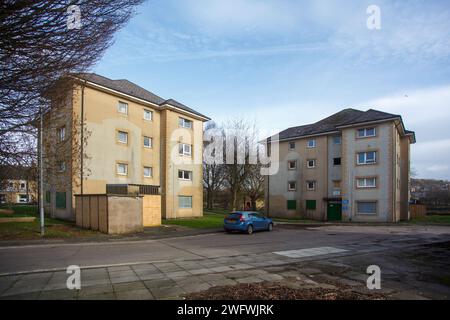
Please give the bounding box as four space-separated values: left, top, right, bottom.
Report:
39 105 45 236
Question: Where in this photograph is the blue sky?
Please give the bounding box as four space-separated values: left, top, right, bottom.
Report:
93 0 450 180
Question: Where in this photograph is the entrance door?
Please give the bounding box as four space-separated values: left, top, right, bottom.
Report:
327 203 342 221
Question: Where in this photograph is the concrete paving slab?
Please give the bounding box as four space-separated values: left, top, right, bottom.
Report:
115 289 154 300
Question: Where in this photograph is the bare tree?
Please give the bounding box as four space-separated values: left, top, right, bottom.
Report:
242 159 264 211
203 121 226 210
0 0 144 167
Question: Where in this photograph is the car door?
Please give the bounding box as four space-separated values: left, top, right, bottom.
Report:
250 213 265 230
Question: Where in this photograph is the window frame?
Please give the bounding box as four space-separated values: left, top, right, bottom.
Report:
289 141 296 150
333 157 341 166
307 139 316 148
357 127 377 138
333 136 342 145
288 160 297 170
179 143 192 156
57 161 66 173
116 163 128 176
58 126 66 142
178 170 193 181
143 136 153 148
356 177 377 189
118 101 128 115
179 195 193 209
307 159 316 168
143 109 153 121
179 117 193 129
288 181 297 191
143 166 153 178
356 201 377 215
306 180 316 191
117 130 128 144
357 151 377 165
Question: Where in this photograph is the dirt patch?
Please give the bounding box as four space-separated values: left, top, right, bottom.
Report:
185 281 386 300
0 209 14 215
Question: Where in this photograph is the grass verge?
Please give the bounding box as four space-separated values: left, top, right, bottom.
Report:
410 215 450 224
163 212 226 229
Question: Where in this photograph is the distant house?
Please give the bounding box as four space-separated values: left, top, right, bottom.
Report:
0 166 37 204
265 108 416 222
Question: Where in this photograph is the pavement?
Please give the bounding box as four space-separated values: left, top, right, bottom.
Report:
1 224 450 300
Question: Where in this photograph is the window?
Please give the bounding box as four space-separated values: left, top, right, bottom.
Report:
117 163 128 175
56 192 66 209
18 194 28 203
179 196 193 208
306 200 316 210
57 161 66 172
118 101 128 114
179 143 192 156
357 151 377 165
179 117 193 129
357 177 377 188
289 142 296 150
307 139 316 148
143 109 153 120
45 191 51 204
333 136 341 144
357 127 376 138
288 181 297 191
306 181 316 190
20 183 25 189
356 201 377 215
58 126 66 142
178 170 193 181
143 136 153 148
143 166 153 178
288 160 297 170
333 157 341 166
0 194 6 204
307 159 316 168
118 131 128 144
287 200 297 210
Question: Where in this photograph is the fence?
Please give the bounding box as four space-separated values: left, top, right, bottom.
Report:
410 204 427 219
75 194 144 234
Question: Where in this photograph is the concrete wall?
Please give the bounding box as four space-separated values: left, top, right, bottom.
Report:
341 122 393 222
108 195 143 234
266 135 328 220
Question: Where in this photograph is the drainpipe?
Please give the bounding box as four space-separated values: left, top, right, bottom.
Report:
80 82 85 196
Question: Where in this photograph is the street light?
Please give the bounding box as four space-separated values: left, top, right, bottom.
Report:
39 105 44 236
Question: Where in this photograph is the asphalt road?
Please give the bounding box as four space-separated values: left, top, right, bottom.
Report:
1 224 450 275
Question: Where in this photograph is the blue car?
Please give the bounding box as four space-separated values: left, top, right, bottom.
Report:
223 211 273 234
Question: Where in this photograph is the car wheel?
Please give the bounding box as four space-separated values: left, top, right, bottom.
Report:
247 225 253 235
267 223 273 231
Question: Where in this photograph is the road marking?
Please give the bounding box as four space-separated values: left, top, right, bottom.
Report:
273 246 348 258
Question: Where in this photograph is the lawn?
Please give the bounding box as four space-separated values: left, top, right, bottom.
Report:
410 215 450 224
163 212 226 229
0 205 100 240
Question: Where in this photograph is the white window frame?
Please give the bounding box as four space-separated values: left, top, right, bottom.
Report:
118 101 128 115
143 166 153 178
333 136 341 145
288 160 297 170
118 131 128 144
357 177 377 188
116 163 128 176
178 170 193 181
58 126 66 142
179 143 192 156
357 151 377 165
306 181 316 191
58 161 66 172
143 109 153 121
289 142 296 150
179 195 193 208
288 181 297 191
307 139 316 148
307 159 316 168
357 127 376 138
356 201 377 215
18 194 28 203
179 117 193 129
143 136 152 148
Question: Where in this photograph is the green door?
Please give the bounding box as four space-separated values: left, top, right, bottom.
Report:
327 203 342 221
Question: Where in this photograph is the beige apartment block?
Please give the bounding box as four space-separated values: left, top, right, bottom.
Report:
0 166 37 205
42 73 209 221
265 108 415 222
